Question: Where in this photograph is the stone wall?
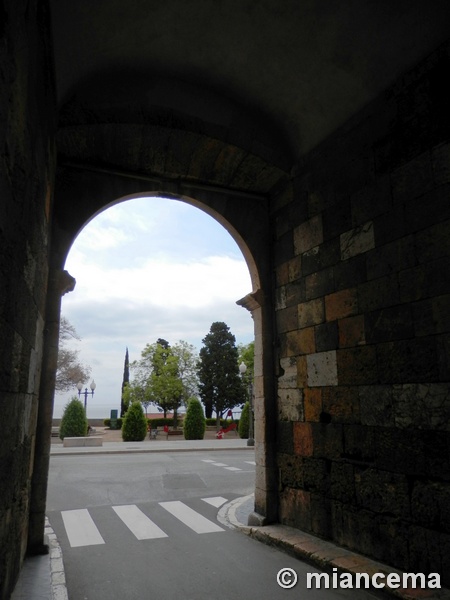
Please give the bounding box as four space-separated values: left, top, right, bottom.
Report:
0 2 56 598
272 42 450 582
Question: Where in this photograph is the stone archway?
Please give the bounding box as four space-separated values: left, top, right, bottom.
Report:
29 112 292 547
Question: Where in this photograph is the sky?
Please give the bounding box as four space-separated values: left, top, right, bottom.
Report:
54 196 254 419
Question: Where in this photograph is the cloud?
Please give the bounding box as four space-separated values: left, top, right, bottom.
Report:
55 196 255 418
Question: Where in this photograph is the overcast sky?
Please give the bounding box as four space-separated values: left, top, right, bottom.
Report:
54 196 254 419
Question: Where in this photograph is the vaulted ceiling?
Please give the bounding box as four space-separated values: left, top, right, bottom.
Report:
49 0 450 169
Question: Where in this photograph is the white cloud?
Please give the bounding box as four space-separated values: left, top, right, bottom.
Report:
55 196 255 419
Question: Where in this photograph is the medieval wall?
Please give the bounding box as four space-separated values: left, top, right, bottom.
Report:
0 2 56 597
272 42 450 582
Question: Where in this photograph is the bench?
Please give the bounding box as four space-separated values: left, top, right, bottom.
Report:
216 423 237 439
163 425 183 439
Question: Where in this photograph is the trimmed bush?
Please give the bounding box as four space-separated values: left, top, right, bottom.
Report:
183 398 206 440
59 397 88 439
103 417 123 429
238 402 250 439
122 401 147 441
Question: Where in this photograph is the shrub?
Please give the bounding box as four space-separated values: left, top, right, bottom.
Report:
238 402 250 439
103 417 123 429
183 398 206 440
59 397 88 439
122 401 148 441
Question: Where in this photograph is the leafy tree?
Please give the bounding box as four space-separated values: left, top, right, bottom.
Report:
56 316 91 392
238 401 250 439
197 321 246 427
59 397 88 439
183 397 206 440
131 340 192 427
122 401 147 441
237 341 255 380
172 340 199 401
120 347 130 417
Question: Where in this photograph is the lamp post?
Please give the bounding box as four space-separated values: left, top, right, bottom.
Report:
239 362 254 447
77 379 96 412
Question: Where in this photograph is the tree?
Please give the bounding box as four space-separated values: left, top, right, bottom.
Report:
183 397 206 440
238 401 250 439
120 348 130 417
122 401 147 442
56 316 91 392
130 339 196 427
197 321 246 427
59 397 88 439
237 341 255 379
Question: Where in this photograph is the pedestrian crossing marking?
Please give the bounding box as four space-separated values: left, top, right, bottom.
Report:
159 501 224 534
112 505 168 540
210 462 227 467
202 496 227 508
201 459 216 463
245 461 256 465
61 509 105 548
224 467 242 471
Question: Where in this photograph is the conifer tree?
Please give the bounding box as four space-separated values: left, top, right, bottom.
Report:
197 321 246 426
120 347 130 417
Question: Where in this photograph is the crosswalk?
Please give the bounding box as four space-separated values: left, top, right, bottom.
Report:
57 496 228 548
201 459 256 472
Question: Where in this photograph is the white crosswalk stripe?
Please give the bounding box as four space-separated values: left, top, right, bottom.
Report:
57 498 226 548
113 504 168 540
159 501 225 534
61 509 105 548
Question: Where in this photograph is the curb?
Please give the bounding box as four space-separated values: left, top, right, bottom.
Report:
45 517 68 600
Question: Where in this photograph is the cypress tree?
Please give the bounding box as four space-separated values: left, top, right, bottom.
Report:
120 347 129 417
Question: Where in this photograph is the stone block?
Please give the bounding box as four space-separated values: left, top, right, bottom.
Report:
350 174 391 226
302 238 340 276
284 327 315 357
322 199 352 241
359 385 394 427
392 383 450 431
377 338 439 384
338 315 365 348
365 305 414 343
340 221 374 260
305 266 335 300
303 458 330 494
325 288 358 322
279 487 311 531
298 298 324 329
357 274 399 312
278 453 304 488
276 305 298 333
278 388 304 421
307 350 338 387
304 388 322 422
311 423 343 459
366 235 415 281
343 424 376 462
337 346 377 385
294 214 323 255
277 422 294 455
310 493 333 538
354 468 410 518
330 461 355 504
334 253 367 291
315 320 338 352
322 386 360 423
278 356 297 388
293 422 313 457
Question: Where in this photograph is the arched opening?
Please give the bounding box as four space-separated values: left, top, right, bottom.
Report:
55 193 256 421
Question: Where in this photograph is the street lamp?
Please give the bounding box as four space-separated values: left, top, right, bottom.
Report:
77 379 96 412
239 362 254 447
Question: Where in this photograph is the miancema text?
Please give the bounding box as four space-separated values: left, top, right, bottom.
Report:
307 569 441 590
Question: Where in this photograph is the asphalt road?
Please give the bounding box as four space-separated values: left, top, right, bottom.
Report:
47 451 377 600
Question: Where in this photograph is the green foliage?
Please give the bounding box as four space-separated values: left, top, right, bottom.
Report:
198 322 246 421
122 401 148 441
146 417 179 429
59 397 88 439
238 402 250 439
103 417 123 429
183 398 206 440
237 341 255 375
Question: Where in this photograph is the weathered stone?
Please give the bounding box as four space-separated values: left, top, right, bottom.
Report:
338 314 365 348
307 350 338 387
392 383 450 431
278 388 304 421
298 298 325 329
325 288 358 322
294 215 323 255
340 221 375 260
